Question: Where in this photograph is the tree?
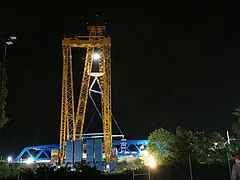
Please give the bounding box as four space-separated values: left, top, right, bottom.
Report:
148 126 228 166
169 126 195 165
192 131 227 164
148 128 174 165
112 158 144 173
0 162 28 180
0 64 9 129
232 106 240 148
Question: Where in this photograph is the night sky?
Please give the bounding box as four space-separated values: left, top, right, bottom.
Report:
1 0 240 158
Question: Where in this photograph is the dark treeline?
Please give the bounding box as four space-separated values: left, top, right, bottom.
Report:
0 162 231 180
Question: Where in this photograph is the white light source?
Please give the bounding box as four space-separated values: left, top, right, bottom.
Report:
92 53 100 60
140 150 157 168
7 156 12 162
140 149 148 156
26 157 34 164
9 36 17 40
6 41 13 45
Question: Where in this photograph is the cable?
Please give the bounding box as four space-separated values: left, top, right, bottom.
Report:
88 77 124 136
84 111 96 133
89 92 103 119
111 113 124 136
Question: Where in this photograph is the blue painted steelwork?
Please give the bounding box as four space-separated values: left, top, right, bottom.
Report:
13 144 59 163
86 139 94 167
112 139 150 157
65 140 73 164
74 140 82 163
14 140 149 163
94 139 103 171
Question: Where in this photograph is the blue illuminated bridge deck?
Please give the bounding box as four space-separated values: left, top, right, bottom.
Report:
13 139 150 163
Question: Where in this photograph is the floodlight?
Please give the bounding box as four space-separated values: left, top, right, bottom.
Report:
6 41 13 45
26 157 34 164
92 53 100 60
148 155 156 168
9 36 17 40
7 156 12 162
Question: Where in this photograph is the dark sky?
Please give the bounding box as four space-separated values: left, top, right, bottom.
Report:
1 0 240 157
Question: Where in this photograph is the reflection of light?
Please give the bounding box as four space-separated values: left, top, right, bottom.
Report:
26 157 34 164
7 156 12 162
92 53 100 60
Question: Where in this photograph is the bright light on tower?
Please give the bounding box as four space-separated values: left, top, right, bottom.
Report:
92 52 100 60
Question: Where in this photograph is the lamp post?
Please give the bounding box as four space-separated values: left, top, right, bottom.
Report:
0 35 16 84
149 166 151 180
188 154 193 180
132 167 155 180
226 131 232 180
132 154 156 180
0 34 16 127
148 155 156 180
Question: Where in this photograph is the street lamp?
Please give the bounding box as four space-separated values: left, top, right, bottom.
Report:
0 35 17 83
1 35 17 68
133 151 156 180
7 156 12 162
0 34 16 127
148 155 156 180
226 130 232 180
0 35 16 86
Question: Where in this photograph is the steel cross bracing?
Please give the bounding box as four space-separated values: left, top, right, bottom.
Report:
13 144 59 163
14 140 150 163
59 26 112 164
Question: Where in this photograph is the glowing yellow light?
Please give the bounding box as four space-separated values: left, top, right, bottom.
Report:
148 155 156 168
140 150 157 168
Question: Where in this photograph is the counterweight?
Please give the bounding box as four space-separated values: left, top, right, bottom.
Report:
59 26 112 165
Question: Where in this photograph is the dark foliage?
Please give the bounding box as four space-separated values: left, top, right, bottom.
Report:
0 65 9 129
0 161 232 180
155 162 230 180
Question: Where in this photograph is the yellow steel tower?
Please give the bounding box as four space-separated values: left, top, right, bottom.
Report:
59 26 112 165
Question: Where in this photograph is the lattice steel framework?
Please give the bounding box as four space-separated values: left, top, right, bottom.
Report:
14 140 150 163
59 26 112 164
